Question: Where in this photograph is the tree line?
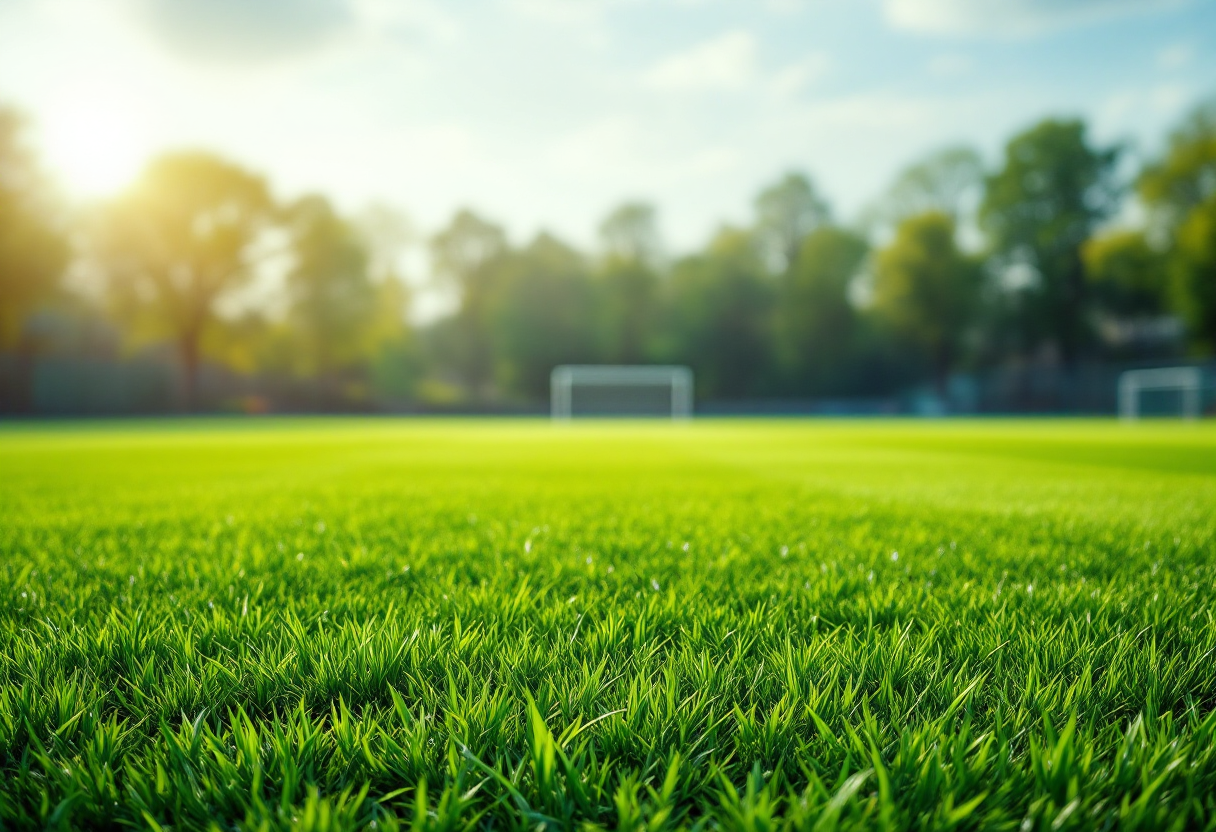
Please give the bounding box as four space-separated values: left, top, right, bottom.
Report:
1 97 1215 411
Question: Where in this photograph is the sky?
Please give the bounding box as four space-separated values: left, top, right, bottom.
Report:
1 0 1214 262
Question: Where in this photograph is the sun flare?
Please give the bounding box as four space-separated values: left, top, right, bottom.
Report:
41 86 150 198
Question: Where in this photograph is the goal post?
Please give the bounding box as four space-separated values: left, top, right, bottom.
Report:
551 365 693 420
1118 367 1203 420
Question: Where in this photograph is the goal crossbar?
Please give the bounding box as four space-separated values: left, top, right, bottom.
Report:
1118 367 1202 420
551 365 693 420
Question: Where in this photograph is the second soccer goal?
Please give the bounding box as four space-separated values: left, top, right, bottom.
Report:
550 365 693 420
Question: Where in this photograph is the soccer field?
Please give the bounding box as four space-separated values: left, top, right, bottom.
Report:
2 419 1215 830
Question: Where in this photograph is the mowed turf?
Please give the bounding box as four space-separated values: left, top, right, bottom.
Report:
2 419 1215 831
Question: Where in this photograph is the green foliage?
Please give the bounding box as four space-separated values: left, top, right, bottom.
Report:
599 203 663 269
2 419 1215 829
596 257 660 365
754 172 831 272
1139 98 1216 353
776 227 868 395
868 146 983 229
1171 195 1216 351
428 210 510 398
1082 230 1169 316
92 152 274 404
872 212 980 386
430 210 509 288
597 203 663 365
286 195 380 377
980 119 1121 362
664 228 775 398
1139 97 1216 225
8 99 1216 412
371 310 424 406
490 234 599 400
0 107 69 349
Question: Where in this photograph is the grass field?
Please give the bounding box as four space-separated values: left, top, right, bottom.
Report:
2 418 1215 831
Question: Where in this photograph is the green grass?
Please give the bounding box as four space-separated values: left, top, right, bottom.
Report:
2 418 1215 831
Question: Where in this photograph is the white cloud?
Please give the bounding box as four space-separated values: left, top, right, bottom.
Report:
1157 42 1192 69
646 32 828 100
884 0 1184 36
765 0 807 14
402 124 476 168
682 146 738 177
549 115 644 175
3 0 1212 260
645 30 757 92
136 0 354 61
503 0 611 26
769 53 831 98
1151 83 1188 110
497 0 616 51
797 92 936 130
928 53 972 77
1095 82 1190 136
132 0 458 62
547 113 739 191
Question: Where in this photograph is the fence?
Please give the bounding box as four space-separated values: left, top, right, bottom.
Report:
3 354 1213 417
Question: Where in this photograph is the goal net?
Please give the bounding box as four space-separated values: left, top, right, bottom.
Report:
1118 367 1203 420
551 365 693 420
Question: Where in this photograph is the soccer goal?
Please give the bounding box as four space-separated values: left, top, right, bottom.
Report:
551 365 693 420
1118 366 1203 420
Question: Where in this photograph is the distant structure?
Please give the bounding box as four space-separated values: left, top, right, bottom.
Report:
1118 367 1203 420
550 365 693 420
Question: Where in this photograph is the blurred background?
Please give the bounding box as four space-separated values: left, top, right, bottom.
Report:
1 0 1215 416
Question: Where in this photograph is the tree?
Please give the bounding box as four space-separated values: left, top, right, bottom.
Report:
368 275 421 404
599 202 662 267
665 227 775 399
872 211 980 391
775 226 868 395
597 202 662 363
352 203 420 402
0 106 68 349
94 152 273 408
1082 230 1169 318
490 233 598 400
284 195 378 381
754 172 831 273
1139 98 1216 352
1139 98 1216 230
1171 202 1216 352
431 208 508 285
356 202 417 282
870 146 983 228
980 119 1120 364
430 209 508 398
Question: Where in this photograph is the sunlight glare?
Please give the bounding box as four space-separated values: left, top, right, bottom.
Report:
41 85 150 198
